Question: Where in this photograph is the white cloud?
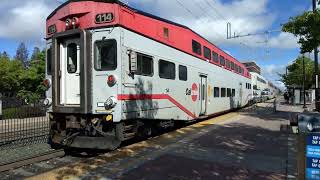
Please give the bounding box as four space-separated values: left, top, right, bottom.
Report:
268 32 299 49
0 0 60 42
261 64 286 89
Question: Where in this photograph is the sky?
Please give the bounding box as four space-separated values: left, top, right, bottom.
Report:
0 0 314 89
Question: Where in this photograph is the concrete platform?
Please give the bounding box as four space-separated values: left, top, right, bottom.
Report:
26 101 299 180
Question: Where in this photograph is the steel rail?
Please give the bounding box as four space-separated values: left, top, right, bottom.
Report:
0 150 65 172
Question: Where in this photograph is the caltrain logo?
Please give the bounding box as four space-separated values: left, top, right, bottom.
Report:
191 83 198 102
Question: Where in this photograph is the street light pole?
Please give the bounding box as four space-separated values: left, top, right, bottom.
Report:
313 0 320 111
303 55 307 109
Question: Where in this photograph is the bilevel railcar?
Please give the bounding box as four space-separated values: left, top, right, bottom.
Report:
43 0 253 150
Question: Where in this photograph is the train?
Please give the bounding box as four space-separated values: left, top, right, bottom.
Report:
43 0 274 150
249 72 278 103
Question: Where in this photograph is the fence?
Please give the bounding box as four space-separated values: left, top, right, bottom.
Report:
0 96 52 165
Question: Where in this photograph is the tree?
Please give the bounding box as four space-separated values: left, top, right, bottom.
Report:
0 51 9 60
282 9 320 53
0 59 24 93
280 56 315 89
31 47 41 61
15 42 29 67
17 49 46 102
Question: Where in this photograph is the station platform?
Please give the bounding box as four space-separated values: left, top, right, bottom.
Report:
21 101 301 179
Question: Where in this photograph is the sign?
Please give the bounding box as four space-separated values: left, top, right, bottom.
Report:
191 83 198 102
95 13 114 24
306 134 320 179
48 24 57 34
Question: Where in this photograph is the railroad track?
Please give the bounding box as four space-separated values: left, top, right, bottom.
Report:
0 150 65 172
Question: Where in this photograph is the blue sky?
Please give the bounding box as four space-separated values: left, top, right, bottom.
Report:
0 0 314 88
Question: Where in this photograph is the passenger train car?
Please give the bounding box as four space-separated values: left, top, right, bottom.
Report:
44 0 253 150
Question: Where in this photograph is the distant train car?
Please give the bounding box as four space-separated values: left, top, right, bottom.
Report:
44 0 252 150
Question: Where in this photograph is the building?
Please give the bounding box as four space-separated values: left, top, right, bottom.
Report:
242 61 261 75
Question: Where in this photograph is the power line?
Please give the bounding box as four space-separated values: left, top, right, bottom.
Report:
203 0 228 22
190 1 226 39
173 0 226 41
174 0 201 19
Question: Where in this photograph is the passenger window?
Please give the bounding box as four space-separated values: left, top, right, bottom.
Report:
212 51 219 63
221 88 226 97
136 53 153 76
227 88 231 97
204 46 211 60
67 43 78 73
226 59 230 68
235 65 239 73
232 89 235 97
220 56 225 66
159 60 175 80
231 62 235 70
95 40 117 71
214 87 220 97
192 40 202 55
179 65 188 81
47 47 52 75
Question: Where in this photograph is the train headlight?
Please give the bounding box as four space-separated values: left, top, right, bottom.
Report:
105 96 117 109
43 98 52 107
65 18 72 29
43 79 51 89
71 17 80 28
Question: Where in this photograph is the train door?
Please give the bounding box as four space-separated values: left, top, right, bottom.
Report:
238 83 243 107
200 75 208 115
60 38 81 105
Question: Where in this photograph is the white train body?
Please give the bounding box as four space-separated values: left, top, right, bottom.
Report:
45 0 253 150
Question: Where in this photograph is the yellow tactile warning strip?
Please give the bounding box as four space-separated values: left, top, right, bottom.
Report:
27 112 241 180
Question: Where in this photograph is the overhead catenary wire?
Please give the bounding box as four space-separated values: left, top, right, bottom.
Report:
191 2 226 40
203 0 228 22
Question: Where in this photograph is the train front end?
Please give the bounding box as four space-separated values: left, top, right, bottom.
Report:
45 0 124 150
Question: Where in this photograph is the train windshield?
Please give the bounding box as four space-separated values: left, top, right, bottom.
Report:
94 40 117 71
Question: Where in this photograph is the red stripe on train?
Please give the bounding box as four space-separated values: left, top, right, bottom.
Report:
117 94 197 119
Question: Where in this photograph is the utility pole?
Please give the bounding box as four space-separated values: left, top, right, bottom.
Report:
313 0 320 111
303 55 307 109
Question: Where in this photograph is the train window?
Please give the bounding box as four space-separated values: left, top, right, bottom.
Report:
179 65 188 81
214 87 220 97
227 88 231 97
136 53 153 76
245 83 248 89
220 56 225 66
231 62 235 70
159 60 175 80
47 47 52 75
212 51 219 63
67 43 78 73
232 89 235 97
235 65 239 73
226 59 231 69
221 88 226 97
94 40 117 71
204 46 211 60
192 40 202 55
